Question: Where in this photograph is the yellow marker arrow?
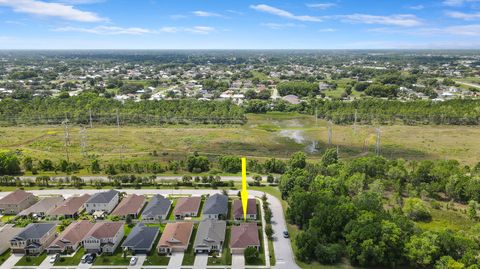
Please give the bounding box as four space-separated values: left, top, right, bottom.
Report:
241 157 248 221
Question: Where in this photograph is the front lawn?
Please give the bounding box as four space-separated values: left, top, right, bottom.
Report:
94 238 129 266
208 228 231 266
54 248 85 266
0 250 11 266
181 224 198 265
144 225 169 266
16 252 47 266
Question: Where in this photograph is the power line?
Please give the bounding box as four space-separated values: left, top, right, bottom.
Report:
375 128 381 156
62 118 70 162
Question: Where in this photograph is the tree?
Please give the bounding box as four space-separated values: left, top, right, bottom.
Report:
467 200 478 221
265 224 274 240
267 174 274 183
288 152 306 170
219 156 241 173
186 154 210 173
23 157 33 172
403 198 432 222
91 159 101 174
0 152 21 175
435 256 464 269
244 246 259 263
405 232 440 268
321 148 338 167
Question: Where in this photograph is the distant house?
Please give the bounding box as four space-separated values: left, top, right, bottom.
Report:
111 194 146 219
83 222 124 254
142 195 171 222
10 223 57 255
194 220 226 253
49 194 91 219
84 190 120 214
233 199 257 221
282 95 300 105
202 194 228 220
122 223 159 254
230 223 260 254
47 220 95 254
0 224 23 255
157 222 194 254
19 196 64 218
0 190 37 215
173 197 201 219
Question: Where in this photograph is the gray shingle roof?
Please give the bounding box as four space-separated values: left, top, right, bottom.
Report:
122 223 159 251
13 223 55 241
142 195 171 219
203 194 228 215
194 220 226 249
86 190 119 204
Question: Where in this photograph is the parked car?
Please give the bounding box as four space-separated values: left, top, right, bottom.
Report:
81 254 89 263
49 253 60 263
283 231 289 238
86 253 97 264
130 256 138 266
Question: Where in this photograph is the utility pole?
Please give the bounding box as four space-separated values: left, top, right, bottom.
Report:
62 119 70 162
328 120 333 147
80 126 87 157
315 107 318 126
116 109 124 160
375 128 381 156
353 109 358 134
89 109 93 128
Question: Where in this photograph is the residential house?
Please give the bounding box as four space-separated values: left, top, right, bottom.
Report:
83 222 124 254
0 224 23 255
141 195 171 222
122 223 159 254
233 199 257 221
19 196 64 218
10 223 57 255
84 190 120 214
49 194 91 218
157 222 194 254
0 190 37 215
282 94 300 105
202 194 228 220
111 194 146 219
47 220 95 254
193 220 226 253
173 197 201 219
230 223 260 254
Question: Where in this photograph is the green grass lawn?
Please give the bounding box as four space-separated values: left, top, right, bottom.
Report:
416 207 476 233
143 224 169 266
181 224 198 266
0 251 11 266
16 252 47 266
208 228 231 266
167 199 177 221
54 248 85 266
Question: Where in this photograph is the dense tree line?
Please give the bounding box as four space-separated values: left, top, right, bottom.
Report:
280 150 480 268
277 81 319 97
0 93 246 125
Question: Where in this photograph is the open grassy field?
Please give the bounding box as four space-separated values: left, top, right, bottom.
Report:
1 112 479 168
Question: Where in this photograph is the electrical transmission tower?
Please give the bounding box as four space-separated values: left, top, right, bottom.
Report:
328 120 333 147
375 128 381 156
353 109 358 134
62 119 71 162
116 109 125 160
80 126 87 157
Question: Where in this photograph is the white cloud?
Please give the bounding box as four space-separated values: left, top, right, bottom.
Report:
261 22 304 29
318 28 336 32
446 11 480 20
340 14 421 26
57 0 106 4
442 0 480 6
438 24 480 35
159 26 216 34
306 3 336 9
192 11 224 18
368 24 480 36
250 4 322 22
0 0 105 22
408 5 424 10
54 26 152 35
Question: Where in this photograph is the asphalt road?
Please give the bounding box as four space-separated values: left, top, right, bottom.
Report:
0 188 299 269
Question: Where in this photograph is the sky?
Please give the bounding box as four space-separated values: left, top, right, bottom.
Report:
0 0 480 49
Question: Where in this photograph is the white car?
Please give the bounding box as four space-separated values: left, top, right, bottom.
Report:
49 253 60 263
129 256 137 266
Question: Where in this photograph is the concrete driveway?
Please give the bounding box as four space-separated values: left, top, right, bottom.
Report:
193 253 208 269
37 254 54 269
0 253 22 269
128 254 146 269
232 253 245 269
166 252 184 269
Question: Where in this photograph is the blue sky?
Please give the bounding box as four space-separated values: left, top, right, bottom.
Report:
0 0 480 49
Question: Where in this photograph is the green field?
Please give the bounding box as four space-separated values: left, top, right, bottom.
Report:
1 113 479 174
